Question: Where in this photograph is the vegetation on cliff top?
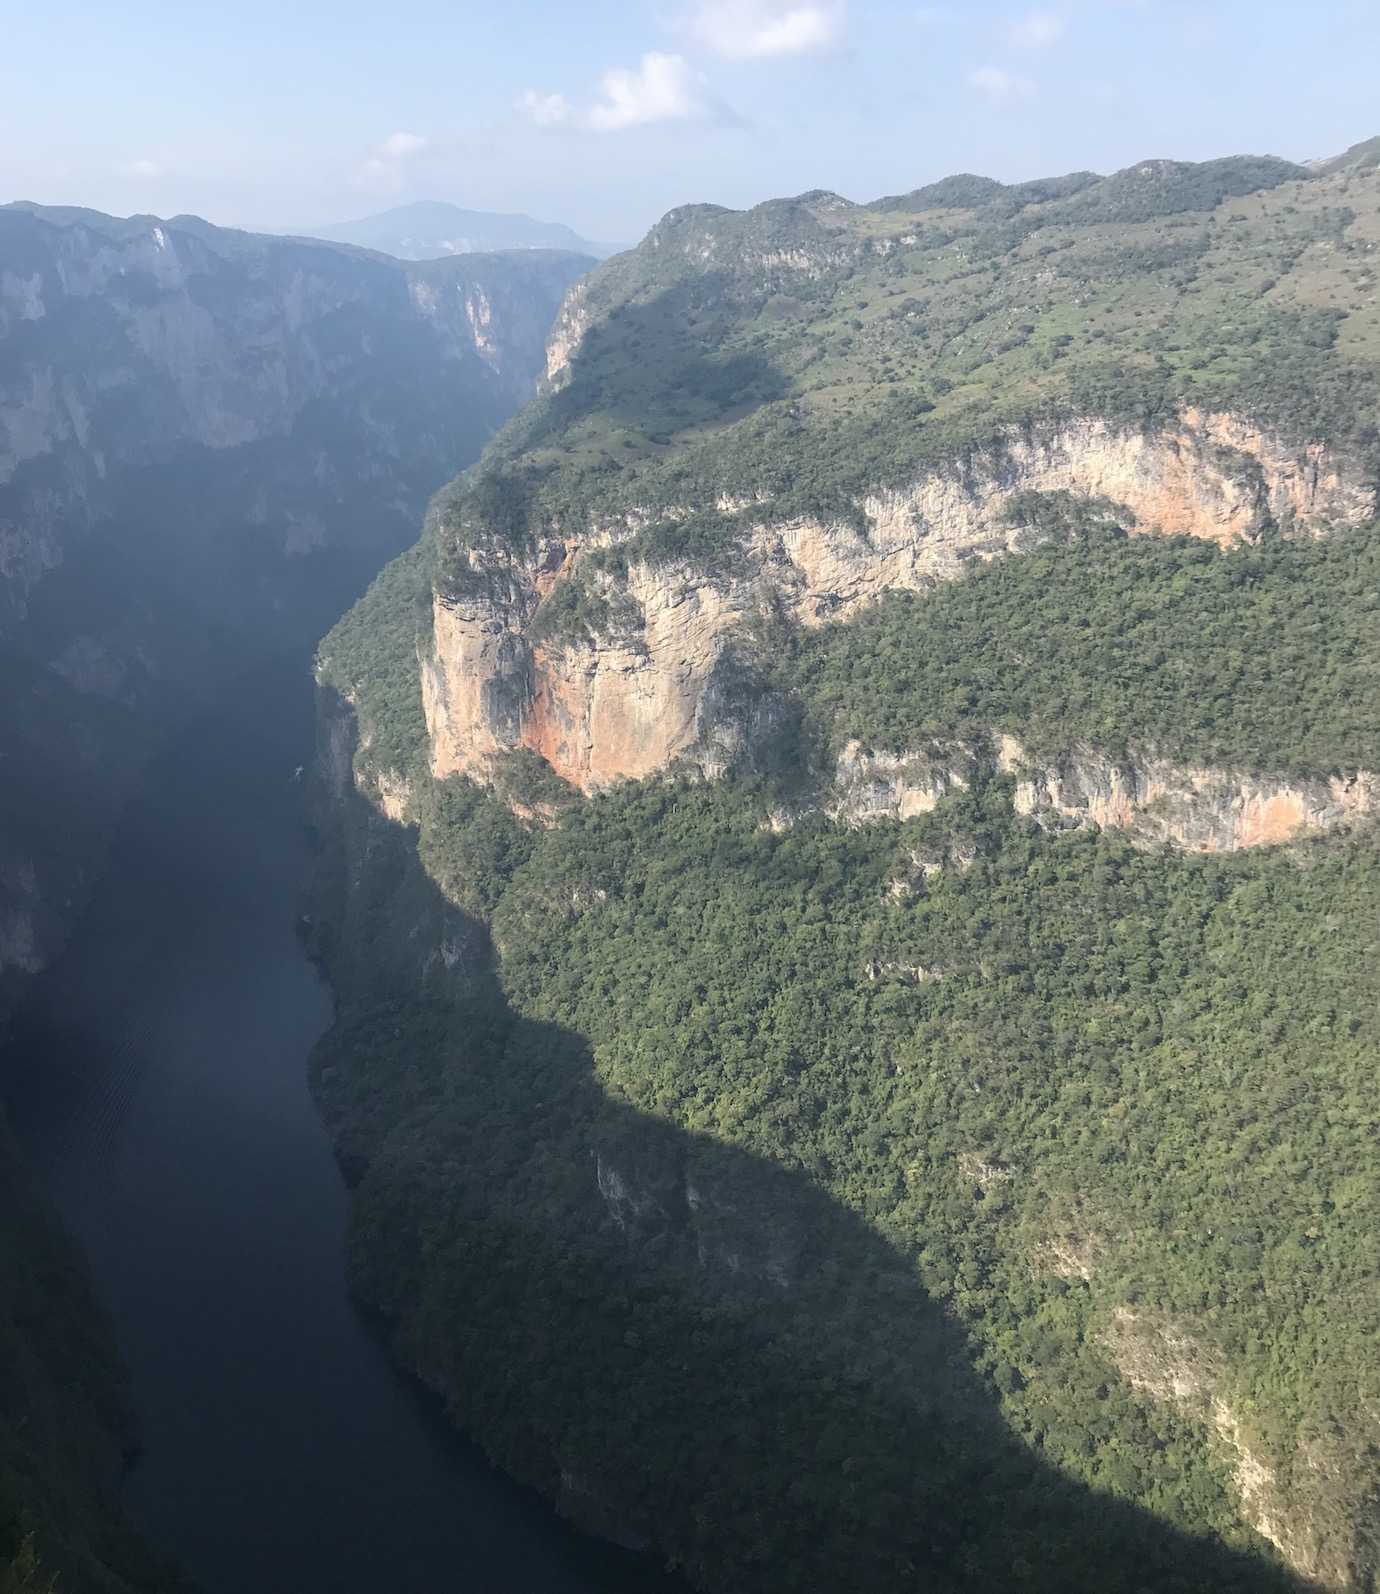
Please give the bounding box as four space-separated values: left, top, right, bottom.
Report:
775 522 1380 776
432 147 1380 581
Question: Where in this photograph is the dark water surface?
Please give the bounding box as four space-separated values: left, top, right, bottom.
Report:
5 651 679 1594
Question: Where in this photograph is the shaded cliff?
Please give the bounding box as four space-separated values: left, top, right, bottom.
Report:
0 203 585 632
0 201 589 1001
315 512 1380 1591
312 639 1380 1590
0 204 590 1591
309 675 1352 1594
0 1111 190 1594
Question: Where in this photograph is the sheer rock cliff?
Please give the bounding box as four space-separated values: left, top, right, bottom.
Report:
0 202 588 1000
420 407 1374 843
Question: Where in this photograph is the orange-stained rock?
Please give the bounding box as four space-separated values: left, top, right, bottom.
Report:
420 409 1375 804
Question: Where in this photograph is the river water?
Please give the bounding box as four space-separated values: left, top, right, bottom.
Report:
4 649 678 1594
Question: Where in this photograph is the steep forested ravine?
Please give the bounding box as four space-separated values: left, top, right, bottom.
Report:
3 649 685 1594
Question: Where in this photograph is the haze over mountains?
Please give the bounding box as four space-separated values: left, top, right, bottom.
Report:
0 199 589 1016
0 201 588 1593
288 200 619 262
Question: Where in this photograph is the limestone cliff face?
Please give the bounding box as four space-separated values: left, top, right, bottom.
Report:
829 737 1377 851
422 529 747 787
0 203 588 1001
0 204 588 632
1005 742 1376 850
421 408 1373 808
544 279 592 385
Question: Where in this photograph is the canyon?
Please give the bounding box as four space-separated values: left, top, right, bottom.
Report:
4 136 1380 1594
0 203 597 1593
0 201 588 1007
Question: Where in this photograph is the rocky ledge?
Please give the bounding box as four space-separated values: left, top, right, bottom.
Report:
421 408 1373 800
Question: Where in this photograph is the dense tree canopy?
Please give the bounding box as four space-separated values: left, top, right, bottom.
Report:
312 144 1380 1594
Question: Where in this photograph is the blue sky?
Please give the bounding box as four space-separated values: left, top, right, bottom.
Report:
2 0 1377 242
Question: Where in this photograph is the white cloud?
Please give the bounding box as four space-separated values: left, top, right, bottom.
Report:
1006 9 1066 47
968 65 1035 100
516 51 734 137
588 52 710 131
377 131 428 159
688 0 844 59
515 89 572 127
120 158 164 179
354 130 429 191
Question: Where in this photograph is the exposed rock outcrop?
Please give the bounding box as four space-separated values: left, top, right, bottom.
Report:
829 736 1377 851
422 409 1373 802
1101 1307 1364 1588
544 280 592 384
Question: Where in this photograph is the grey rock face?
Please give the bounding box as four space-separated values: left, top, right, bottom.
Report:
0 202 590 999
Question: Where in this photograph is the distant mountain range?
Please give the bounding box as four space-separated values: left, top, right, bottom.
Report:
287 200 618 261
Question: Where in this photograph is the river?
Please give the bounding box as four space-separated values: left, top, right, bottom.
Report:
3 647 680 1594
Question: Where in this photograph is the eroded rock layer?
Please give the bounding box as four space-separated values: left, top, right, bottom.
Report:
422 408 1373 804
828 738 1377 851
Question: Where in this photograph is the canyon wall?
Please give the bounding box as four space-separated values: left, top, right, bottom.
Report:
0 203 587 633
421 408 1375 818
318 152 1380 1594
0 203 589 1002
827 738 1377 851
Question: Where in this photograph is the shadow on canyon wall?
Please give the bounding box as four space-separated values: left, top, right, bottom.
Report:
0 431 453 1026
483 274 792 466
309 694 1311 1594
0 1108 194 1594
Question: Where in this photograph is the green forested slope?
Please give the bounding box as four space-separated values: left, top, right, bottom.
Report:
317 519 1380 1593
314 142 1380 1594
433 141 1380 577
313 762 1380 1590
776 522 1380 774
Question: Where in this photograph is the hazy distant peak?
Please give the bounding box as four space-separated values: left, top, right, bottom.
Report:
867 152 1310 219
287 200 614 262
791 188 855 209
